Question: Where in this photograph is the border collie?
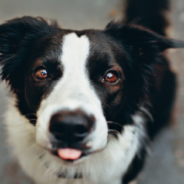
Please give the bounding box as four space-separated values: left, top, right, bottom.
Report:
0 0 184 184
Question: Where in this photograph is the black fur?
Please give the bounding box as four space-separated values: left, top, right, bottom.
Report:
0 0 184 183
124 0 170 36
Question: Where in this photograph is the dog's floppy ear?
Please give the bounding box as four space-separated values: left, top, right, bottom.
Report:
104 22 184 55
0 16 58 90
0 16 58 55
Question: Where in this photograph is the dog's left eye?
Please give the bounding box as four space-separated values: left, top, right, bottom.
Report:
104 72 118 83
35 69 48 79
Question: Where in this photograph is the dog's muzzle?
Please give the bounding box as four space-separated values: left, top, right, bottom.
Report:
48 109 95 161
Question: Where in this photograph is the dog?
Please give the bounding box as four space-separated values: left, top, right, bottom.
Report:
0 0 184 184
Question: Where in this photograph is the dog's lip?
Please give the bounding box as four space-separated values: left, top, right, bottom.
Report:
49 144 104 162
47 141 91 162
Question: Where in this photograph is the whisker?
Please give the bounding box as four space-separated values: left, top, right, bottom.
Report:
25 113 37 116
108 129 120 133
107 121 123 133
24 113 37 125
28 119 37 121
107 121 123 127
25 113 37 118
108 130 120 138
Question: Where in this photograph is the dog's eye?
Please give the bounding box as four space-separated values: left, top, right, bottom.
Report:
104 72 118 83
35 69 48 79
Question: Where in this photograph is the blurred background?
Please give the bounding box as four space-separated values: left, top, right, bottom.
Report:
0 0 184 183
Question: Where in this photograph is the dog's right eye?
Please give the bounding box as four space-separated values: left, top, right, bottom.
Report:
35 69 48 79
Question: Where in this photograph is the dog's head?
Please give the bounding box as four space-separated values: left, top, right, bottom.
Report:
0 17 183 162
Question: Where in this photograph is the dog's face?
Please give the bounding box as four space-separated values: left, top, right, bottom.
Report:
30 31 124 159
0 17 183 163
20 29 127 161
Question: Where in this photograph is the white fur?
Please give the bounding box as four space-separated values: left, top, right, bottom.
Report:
36 33 108 153
5 95 148 184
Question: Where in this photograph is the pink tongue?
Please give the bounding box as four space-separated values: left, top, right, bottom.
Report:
57 148 82 160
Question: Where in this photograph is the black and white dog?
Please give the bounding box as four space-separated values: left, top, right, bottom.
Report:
0 0 183 184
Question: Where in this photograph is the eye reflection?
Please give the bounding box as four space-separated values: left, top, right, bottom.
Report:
35 69 48 79
104 72 118 83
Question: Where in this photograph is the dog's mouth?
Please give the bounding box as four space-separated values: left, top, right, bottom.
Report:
51 148 88 162
47 140 94 162
47 121 123 162
58 148 82 160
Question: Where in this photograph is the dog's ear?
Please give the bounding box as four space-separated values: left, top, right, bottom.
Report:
0 16 58 55
0 16 58 90
104 22 184 104
104 22 184 58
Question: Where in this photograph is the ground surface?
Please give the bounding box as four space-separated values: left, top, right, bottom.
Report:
0 0 184 184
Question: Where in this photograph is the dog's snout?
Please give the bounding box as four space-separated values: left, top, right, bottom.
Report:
49 110 95 143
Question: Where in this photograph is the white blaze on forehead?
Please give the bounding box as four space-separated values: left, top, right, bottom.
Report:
36 32 108 151
56 32 101 109
62 33 90 71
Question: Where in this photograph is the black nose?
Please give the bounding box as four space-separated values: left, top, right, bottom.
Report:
49 110 95 143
